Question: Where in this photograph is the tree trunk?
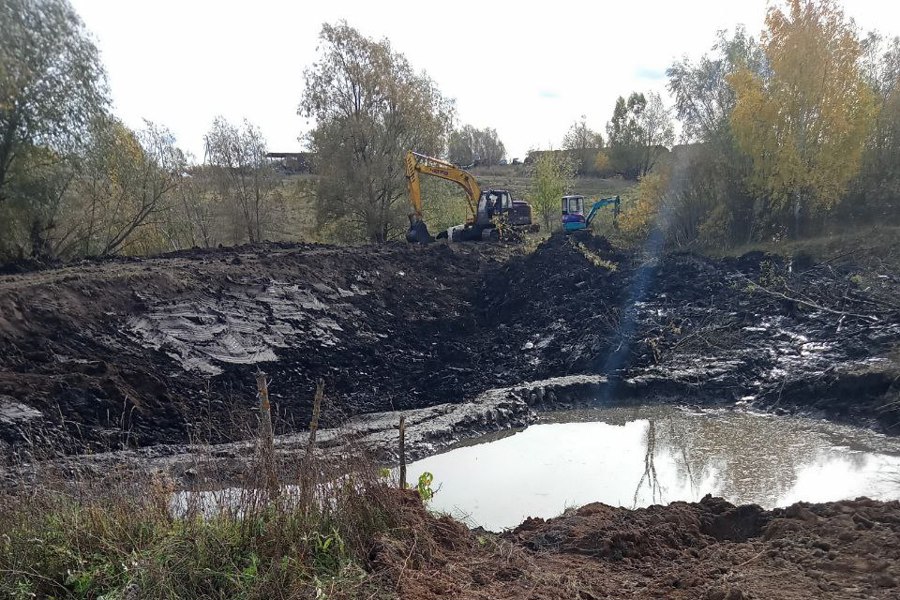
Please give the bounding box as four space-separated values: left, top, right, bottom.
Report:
0 112 20 204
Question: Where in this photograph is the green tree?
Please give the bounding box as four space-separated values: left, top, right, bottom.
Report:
666 28 766 246
668 27 765 144
606 92 673 179
68 117 185 256
300 22 454 243
844 33 900 224
0 0 108 258
528 151 575 232
606 94 644 179
447 125 505 166
2 145 76 258
447 127 476 166
729 0 877 237
562 115 604 175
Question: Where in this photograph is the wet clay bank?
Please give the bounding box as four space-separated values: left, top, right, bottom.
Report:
1 232 899 457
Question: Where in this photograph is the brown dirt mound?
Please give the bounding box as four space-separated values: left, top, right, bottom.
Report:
510 495 767 560
373 494 900 599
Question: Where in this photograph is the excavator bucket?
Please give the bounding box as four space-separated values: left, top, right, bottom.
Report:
406 217 431 244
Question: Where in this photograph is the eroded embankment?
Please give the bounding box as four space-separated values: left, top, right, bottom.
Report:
0 375 609 491
0 242 514 456
1 233 898 460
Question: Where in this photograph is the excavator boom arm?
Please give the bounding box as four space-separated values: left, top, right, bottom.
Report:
406 152 424 218
585 195 621 226
406 151 481 223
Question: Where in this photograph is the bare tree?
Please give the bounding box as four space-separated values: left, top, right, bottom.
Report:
204 117 277 244
73 117 184 256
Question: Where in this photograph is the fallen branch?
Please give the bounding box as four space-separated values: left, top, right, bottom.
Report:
739 275 879 323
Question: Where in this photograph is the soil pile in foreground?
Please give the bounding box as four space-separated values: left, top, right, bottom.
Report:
1 232 898 457
376 493 900 599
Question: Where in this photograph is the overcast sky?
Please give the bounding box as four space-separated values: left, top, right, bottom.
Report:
70 0 896 161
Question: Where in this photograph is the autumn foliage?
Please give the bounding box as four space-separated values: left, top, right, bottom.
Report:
2 0 899 261
638 0 900 249
729 0 876 236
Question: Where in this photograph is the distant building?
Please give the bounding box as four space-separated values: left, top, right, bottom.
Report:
265 152 315 174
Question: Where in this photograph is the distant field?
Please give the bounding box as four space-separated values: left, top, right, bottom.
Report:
444 165 638 237
472 165 636 200
266 173 318 242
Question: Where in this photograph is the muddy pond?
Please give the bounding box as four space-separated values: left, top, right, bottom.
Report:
406 405 900 531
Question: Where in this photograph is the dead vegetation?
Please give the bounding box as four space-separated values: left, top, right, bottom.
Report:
0 379 416 599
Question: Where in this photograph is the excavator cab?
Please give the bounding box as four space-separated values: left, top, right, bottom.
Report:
477 190 512 224
562 195 587 231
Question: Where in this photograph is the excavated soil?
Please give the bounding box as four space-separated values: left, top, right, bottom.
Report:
375 491 900 599
0 242 511 456
1 233 899 459
2 234 900 598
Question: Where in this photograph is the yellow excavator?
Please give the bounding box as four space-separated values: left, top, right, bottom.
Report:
405 150 535 243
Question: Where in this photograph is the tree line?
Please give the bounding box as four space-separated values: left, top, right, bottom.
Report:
638 0 899 246
525 0 899 246
0 0 282 262
1 0 898 260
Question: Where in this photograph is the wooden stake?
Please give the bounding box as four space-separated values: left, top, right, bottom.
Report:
255 369 277 493
302 379 325 511
398 416 407 490
306 378 325 456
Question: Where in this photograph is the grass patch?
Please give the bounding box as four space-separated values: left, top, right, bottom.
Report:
472 167 635 200
0 371 462 599
0 452 407 598
701 224 900 265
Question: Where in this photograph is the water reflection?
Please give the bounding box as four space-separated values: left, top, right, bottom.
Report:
634 419 661 506
407 406 900 531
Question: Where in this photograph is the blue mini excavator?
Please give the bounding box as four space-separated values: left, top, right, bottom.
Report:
561 195 620 232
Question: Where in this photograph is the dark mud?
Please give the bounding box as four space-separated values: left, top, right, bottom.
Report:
1 233 898 459
481 233 900 430
0 242 515 456
0 376 567 492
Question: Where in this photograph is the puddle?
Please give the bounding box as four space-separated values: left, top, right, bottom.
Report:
407 405 900 531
